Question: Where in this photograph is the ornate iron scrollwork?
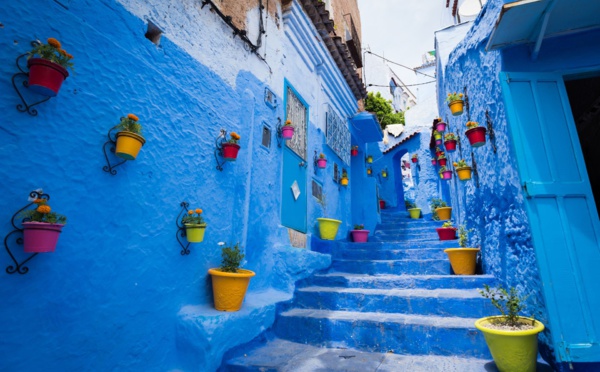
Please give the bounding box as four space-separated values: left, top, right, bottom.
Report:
176 202 191 255
12 43 52 116
102 124 128 175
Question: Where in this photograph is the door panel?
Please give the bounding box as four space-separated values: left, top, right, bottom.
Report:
501 72 600 363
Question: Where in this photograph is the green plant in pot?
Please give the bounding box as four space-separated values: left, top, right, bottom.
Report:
26 37 74 97
19 196 67 253
208 242 255 311
405 199 420 219
476 285 545 372
316 195 341 240
181 207 207 243
350 224 369 243
430 198 452 221
114 113 146 160
444 225 479 275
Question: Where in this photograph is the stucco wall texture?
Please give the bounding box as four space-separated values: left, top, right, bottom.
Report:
0 0 367 371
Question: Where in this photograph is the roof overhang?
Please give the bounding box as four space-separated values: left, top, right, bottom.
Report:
486 0 600 57
350 112 383 143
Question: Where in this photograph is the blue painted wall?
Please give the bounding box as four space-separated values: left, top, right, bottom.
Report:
0 0 373 370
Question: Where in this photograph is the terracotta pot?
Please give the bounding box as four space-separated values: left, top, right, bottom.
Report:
466 127 487 147
281 126 294 139
436 227 457 240
22 222 64 253
448 99 464 116
27 58 69 97
444 140 457 152
222 143 241 160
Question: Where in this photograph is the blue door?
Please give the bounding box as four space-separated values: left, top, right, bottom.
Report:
281 84 308 232
501 72 600 364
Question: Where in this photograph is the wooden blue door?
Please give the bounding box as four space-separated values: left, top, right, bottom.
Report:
281 84 308 232
501 72 600 364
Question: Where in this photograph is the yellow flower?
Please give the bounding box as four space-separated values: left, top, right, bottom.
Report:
36 205 51 214
47 38 62 49
453 162 458 167
195 208 202 214
127 113 139 122
459 93 464 97
188 210 193 215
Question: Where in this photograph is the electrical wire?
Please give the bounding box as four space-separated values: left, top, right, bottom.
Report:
365 50 436 79
368 81 436 88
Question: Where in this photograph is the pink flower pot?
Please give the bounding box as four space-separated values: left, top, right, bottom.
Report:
436 122 446 132
436 227 457 240
282 126 294 139
27 58 69 97
351 230 370 243
317 158 327 168
431 159 437 165
442 170 452 180
466 127 487 147
436 139 442 145
444 140 457 152
22 222 64 253
222 143 240 161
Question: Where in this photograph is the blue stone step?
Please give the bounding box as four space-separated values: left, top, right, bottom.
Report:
377 223 444 232
315 240 459 254
292 287 496 318
273 309 490 358
373 230 441 240
330 259 450 275
222 337 520 372
369 236 458 246
336 247 447 260
307 273 496 290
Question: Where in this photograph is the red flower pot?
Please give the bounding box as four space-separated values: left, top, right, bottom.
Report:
438 158 447 167
436 122 446 132
281 126 294 139
411 158 418 163
436 151 442 158
379 200 386 209
222 143 240 161
441 170 452 180
444 140 457 152
317 158 327 168
436 227 457 241
22 222 64 253
351 149 358 156
431 159 437 165
27 58 69 97
465 127 487 147
351 230 370 243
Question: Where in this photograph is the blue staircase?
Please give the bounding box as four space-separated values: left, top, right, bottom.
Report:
221 210 500 371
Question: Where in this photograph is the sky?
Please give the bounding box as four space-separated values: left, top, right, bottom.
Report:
357 0 457 87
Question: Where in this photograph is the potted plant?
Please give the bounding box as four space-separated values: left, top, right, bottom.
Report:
366 155 373 164
405 199 421 219
433 130 443 145
379 199 386 209
208 242 255 311
444 133 457 152
115 113 146 160
181 207 207 243
411 154 418 163
351 145 359 157
446 92 464 116
439 166 452 180
437 152 447 167
18 197 67 253
430 198 452 221
435 119 446 132
281 119 294 139
366 167 372 176
465 121 487 147
476 285 545 372
444 225 479 275
435 146 443 159
453 159 472 181
26 37 74 97
222 131 241 161
316 153 327 169
431 158 437 166
351 224 369 243
436 221 457 241
340 169 349 186
316 195 341 240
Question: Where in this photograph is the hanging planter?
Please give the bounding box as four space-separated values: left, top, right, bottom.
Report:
431 158 437 166
351 225 369 243
317 218 342 240
26 38 74 97
379 200 386 209
340 170 349 186
411 154 418 163
444 133 457 152
366 155 373 164
439 166 452 180
281 119 294 140
316 153 327 168
436 221 457 241
209 243 255 311
435 120 446 132
435 147 443 159
465 122 487 147
433 130 442 146
351 146 359 157
19 198 67 253
453 160 472 181
367 167 372 176
446 92 464 116
181 208 207 243
114 114 146 160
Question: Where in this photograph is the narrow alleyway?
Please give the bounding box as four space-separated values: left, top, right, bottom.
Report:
220 210 553 371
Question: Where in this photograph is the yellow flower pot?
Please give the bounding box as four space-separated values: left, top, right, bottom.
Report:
448 99 464 116
366 156 373 163
475 316 545 372
436 207 452 221
408 208 421 219
317 218 342 240
444 248 479 275
456 166 472 181
115 131 146 160
341 177 349 186
184 223 206 243
208 268 255 311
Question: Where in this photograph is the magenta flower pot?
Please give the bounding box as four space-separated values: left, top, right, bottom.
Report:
317 158 327 168
466 127 487 147
442 171 452 180
351 230 370 243
436 122 446 132
444 140 457 152
436 227 457 240
282 126 294 139
431 159 437 165
22 222 64 253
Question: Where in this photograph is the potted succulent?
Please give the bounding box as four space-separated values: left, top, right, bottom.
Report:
436 220 457 240
453 159 472 181
430 198 452 221
465 121 487 147
316 195 341 240
181 207 207 243
446 92 464 116
405 199 421 219
350 224 369 243
366 155 373 164
115 113 146 160
444 225 479 275
433 130 443 145
476 285 545 372
208 242 255 311
26 37 74 97
444 133 457 152
437 152 447 167
435 119 446 132
340 169 349 186
411 154 418 163
222 131 241 160
351 145 359 157
281 119 294 139
18 197 67 253
439 166 452 180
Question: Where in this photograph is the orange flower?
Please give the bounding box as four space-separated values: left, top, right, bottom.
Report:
230 132 241 140
285 119 292 125
33 198 44 204
195 208 202 214
36 205 51 214
127 113 139 122
453 162 458 167
47 38 62 49
59 49 68 56
188 210 193 215
66 53 74 59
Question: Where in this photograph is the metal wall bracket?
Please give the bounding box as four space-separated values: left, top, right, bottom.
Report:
485 110 497 153
471 151 480 188
214 129 228 171
3 190 50 275
102 124 128 175
275 117 284 148
176 202 191 255
463 86 471 121
12 46 51 116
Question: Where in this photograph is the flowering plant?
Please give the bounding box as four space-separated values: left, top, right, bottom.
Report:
433 130 441 137
116 113 143 135
28 37 74 71
435 146 443 153
341 169 348 178
439 166 449 174
446 92 463 103
444 133 457 141
442 221 456 229
319 153 326 159
353 224 365 230
466 121 479 129
352 145 358 150
228 132 241 144
453 159 469 168
18 198 67 224
283 119 293 127
437 152 446 160
411 154 418 159
219 242 244 273
181 208 205 225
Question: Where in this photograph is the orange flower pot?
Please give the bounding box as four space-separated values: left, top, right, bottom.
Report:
456 166 472 181
444 248 479 275
448 100 464 116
